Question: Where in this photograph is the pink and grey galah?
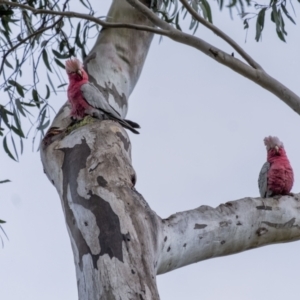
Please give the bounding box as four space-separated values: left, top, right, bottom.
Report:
258 136 294 198
65 58 140 134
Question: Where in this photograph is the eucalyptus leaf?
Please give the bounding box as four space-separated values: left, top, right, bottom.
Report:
8 80 25 98
10 134 19 160
4 58 13 69
45 85 50 100
255 8 267 42
32 89 40 108
54 58 65 69
42 49 52 72
52 49 71 59
15 98 26 117
281 4 296 25
0 180 10 184
47 73 57 95
3 136 16 161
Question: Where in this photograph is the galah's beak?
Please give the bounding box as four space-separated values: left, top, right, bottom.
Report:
275 145 279 153
76 69 82 78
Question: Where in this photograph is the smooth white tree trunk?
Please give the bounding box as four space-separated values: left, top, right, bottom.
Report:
40 1 300 299
84 0 154 117
42 121 162 299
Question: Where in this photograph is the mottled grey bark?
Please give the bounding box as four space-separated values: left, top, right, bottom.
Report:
84 0 155 118
42 1 163 299
40 1 300 300
157 195 300 274
42 121 162 299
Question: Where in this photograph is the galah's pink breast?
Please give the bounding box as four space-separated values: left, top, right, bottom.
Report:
268 158 294 195
67 81 90 119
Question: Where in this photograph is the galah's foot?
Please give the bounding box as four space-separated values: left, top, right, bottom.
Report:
70 116 79 126
102 114 110 120
288 192 295 197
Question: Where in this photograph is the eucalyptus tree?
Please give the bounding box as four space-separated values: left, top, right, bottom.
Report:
0 0 300 299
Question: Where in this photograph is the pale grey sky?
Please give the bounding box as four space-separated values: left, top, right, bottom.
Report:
1 1 300 300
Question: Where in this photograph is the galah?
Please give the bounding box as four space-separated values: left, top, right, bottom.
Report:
258 136 294 198
65 58 140 134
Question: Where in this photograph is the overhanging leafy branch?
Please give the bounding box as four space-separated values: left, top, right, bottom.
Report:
0 0 299 161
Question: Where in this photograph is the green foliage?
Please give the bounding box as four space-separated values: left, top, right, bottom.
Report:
151 0 297 41
253 0 296 42
0 0 100 160
0 0 298 161
152 0 213 32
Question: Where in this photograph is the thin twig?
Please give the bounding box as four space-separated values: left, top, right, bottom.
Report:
179 0 263 70
0 16 63 74
0 1 170 36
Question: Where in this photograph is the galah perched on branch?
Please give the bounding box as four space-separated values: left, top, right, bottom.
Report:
258 136 294 198
65 58 140 134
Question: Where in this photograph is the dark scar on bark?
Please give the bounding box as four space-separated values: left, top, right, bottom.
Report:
131 174 137 187
60 138 123 271
262 218 299 229
97 176 108 187
209 48 218 57
194 223 207 229
123 232 131 242
219 220 232 227
116 132 130 151
256 227 268 236
115 44 131 66
256 205 272 210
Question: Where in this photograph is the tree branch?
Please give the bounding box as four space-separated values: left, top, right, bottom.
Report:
0 1 169 36
2 0 300 114
179 0 263 70
157 195 300 274
126 0 300 114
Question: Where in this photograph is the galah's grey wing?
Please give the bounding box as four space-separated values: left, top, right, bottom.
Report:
81 82 122 120
258 162 270 198
80 82 139 134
